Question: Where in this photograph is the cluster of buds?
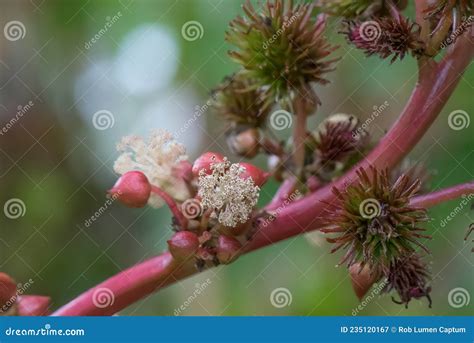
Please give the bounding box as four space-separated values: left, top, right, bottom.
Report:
110 145 268 270
321 167 433 307
0 273 50 316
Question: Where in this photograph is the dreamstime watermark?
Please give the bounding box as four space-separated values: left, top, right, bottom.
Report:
181 21 204 41
0 100 34 135
92 110 115 130
270 287 292 308
84 11 123 50
92 287 115 308
448 287 470 308
3 198 26 219
4 21 26 41
269 109 292 131
175 97 214 139
359 198 381 219
181 199 203 220
353 101 389 138
84 191 121 227
440 16 474 49
439 193 474 228
447 110 470 131
174 278 212 315
262 13 301 49
359 20 382 42
260 190 301 227
0 278 34 314
352 279 387 316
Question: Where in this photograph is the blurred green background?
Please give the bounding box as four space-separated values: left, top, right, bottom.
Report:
0 0 472 316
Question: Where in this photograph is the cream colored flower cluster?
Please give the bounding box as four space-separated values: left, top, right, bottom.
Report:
198 159 260 227
114 130 190 207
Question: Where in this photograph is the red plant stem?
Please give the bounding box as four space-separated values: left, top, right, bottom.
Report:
410 182 474 208
53 32 473 317
246 32 474 251
266 178 297 211
53 253 195 316
150 185 187 228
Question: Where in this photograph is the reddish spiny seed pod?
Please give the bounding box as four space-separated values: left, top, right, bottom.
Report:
192 152 225 176
167 231 200 260
0 273 17 307
216 235 242 264
16 295 51 316
238 163 269 187
108 171 151 208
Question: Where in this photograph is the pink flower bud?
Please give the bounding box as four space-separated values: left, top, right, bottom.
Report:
167 231 200 260
192 152 225 176
108 171 151 208
216 235 242 264
238 163 269 187
17 295 51 316
0 273 17 308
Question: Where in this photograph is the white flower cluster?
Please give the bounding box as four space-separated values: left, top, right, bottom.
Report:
114 130 190 207
198 159 260 227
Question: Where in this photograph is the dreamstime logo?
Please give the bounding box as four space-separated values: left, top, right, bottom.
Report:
448 110 470 131
3 198 26 219
270 287 292 308
4 21 26 41
269 110 292 131
359 198 381 219
92 110 115 130
181 199 203 219
359 21 382 42
92 287 115 308
181 21 204 41
448 287 470 308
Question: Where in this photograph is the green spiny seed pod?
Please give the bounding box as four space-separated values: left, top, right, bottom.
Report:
212 74 272 128
321 167 431 270
226 0 339 108
382 253 432 308
342 12 424 63
316 0 379 18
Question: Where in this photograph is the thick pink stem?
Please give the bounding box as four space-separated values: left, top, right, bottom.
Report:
410 182 474 208
53 253 194 316
266 178 297 211
246 32 474 251
53 31 473 317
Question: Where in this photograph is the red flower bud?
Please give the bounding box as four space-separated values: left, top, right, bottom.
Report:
216 235 242 264
108 171 151 208
192 152 225 176
238 163 269 187
0 273 17 309
17 295 51 316
167 231 200 260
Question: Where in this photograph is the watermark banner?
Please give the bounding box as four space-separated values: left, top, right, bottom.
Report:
0 316 471 342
